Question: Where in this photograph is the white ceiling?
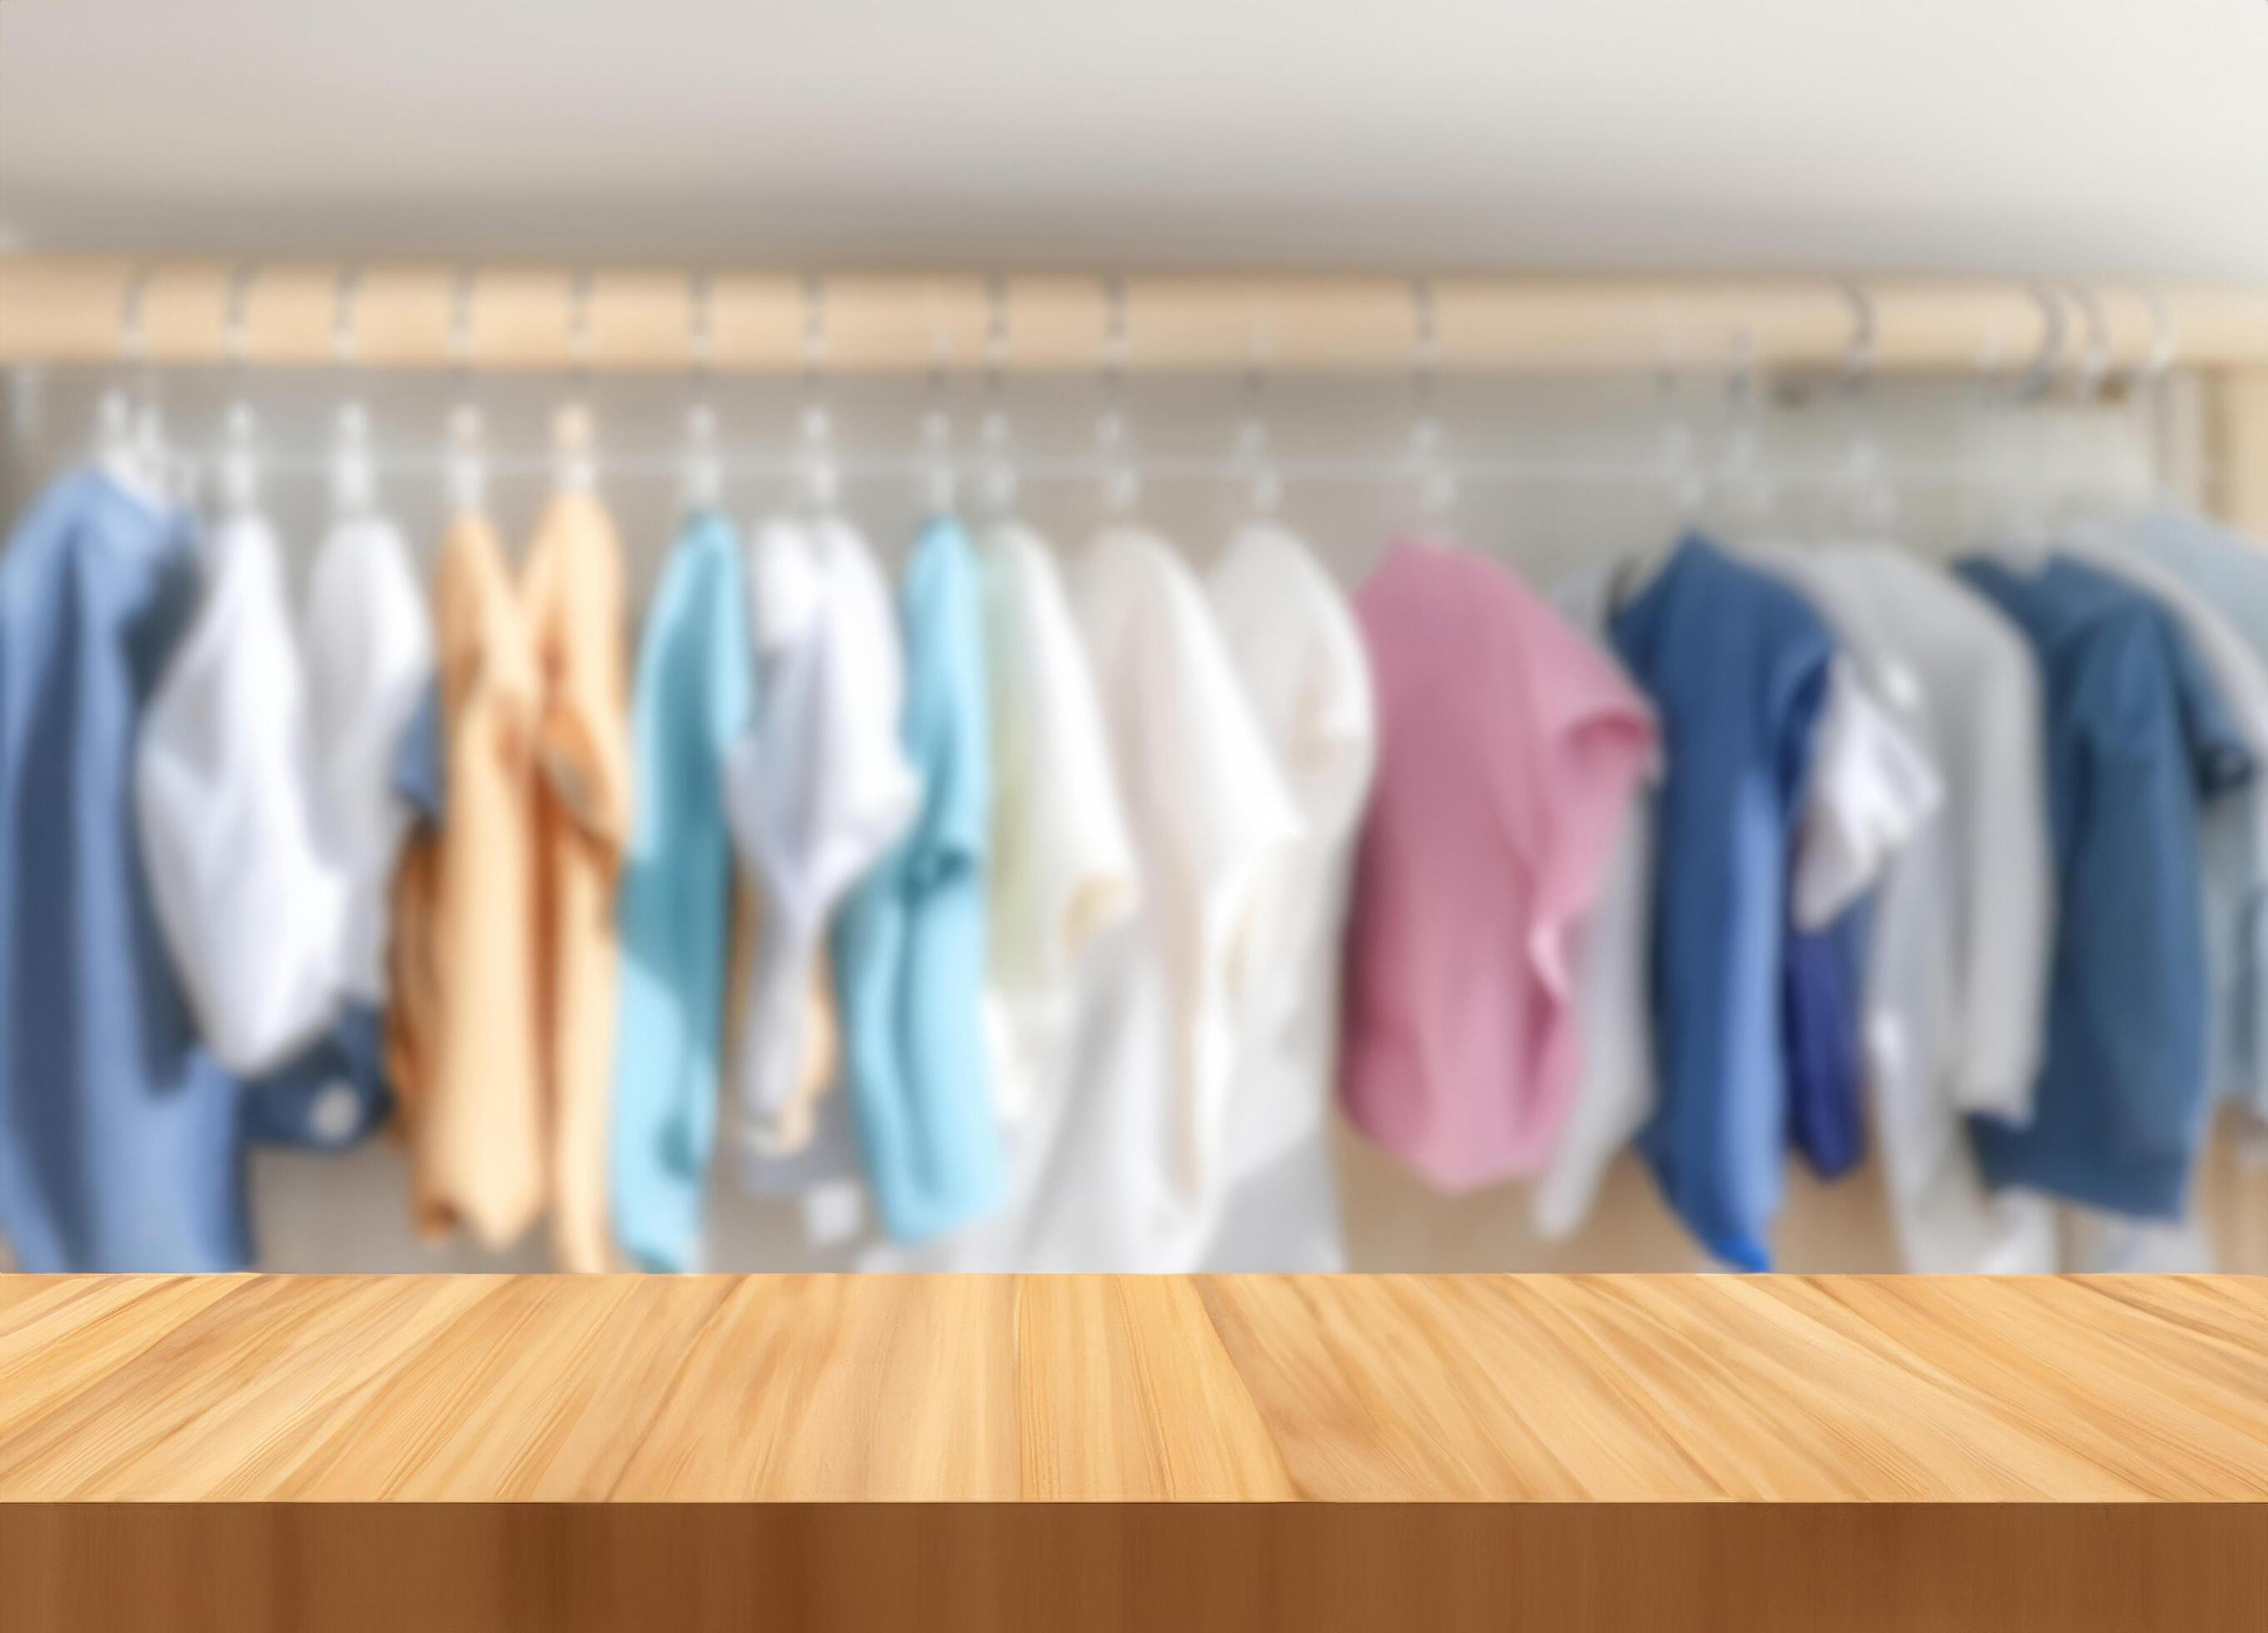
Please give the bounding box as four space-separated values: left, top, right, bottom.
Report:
2 0 2266 276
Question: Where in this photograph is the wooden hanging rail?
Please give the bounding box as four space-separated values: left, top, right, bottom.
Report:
2 256 2266 375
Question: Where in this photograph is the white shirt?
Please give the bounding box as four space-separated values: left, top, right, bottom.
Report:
1531 562 1661 1238
136 508 350 1074
977 520 1139 1126
1775 546 2060 1272
1199 522 1375 1271
301 512 433 1006
727 514 922 1189
969 527 1301 1270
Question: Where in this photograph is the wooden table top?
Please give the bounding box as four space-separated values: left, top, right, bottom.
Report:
2 1272 2264 1506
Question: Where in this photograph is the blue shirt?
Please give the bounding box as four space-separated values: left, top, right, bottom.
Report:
1784 903 1870 1180
0 469 250 1271
609 513 755 1271
1611 534 1835 1270
833 517 1002 1244
1958 554 2251 1218
2115 509 2268 1113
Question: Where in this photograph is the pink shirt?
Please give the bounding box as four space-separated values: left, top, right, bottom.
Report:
1339 542 1656 1191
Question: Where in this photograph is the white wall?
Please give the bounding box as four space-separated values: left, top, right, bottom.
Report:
2 1 2266 276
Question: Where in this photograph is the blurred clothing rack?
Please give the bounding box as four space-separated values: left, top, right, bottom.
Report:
2 256 2266 529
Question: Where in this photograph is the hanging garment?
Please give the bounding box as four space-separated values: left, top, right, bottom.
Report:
2105 509 2268 1126
1761 546 2058 1271
1201 522 1376 1271
1606 533 1837 1271
0 469 249 1271
969 527 1297 1270
2060 522 2268 1129
832 517 1003 1245
608 512 756 1271
135 508 351 1075
396 497 631 1270
1530 567 1661 1240
1749 556 1946 1181
977 520 1137 1129
855 519 1139 1273
383 679 446 1151
1957 555 2250 1220
727 514 921 1195
518 492 633 1271
302 512 435 1007
1341 540 1655 1192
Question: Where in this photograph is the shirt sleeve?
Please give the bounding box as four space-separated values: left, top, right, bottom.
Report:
1954 599 2056 1121
1517 600 1661 1008
1790 657 1944 931
523 500 632 855
135 517 349 1075
1143 563 1303 1205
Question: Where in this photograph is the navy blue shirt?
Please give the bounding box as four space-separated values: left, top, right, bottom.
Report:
1958 555 2251 1219
1784 903 1870 1180
1611 535 1835 1269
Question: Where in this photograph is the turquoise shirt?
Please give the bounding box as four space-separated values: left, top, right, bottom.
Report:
833 517 1003 1243
608 513 756 1271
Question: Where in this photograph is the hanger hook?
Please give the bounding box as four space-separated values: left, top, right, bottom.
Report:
1838 280 1876 398
332 266 362 368
801 272 827 395
687 272 716 386
565 267 594 384
2016 283 2065 402
224 263 258 372
1411 276 1441 418
1240 317 1279 515
2065 283 2111 403
118 263 151 367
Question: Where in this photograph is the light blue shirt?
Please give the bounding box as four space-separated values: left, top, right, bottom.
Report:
832 517 1002 1244
2114 508 2268 1116
0 468 250 1271
609 513 756 1271
1958 554 2249 1219
1610 534 1835 1271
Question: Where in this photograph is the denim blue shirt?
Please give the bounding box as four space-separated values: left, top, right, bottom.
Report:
1610 534 1835 1269
1958 554 2251 1218
0 469 251 1270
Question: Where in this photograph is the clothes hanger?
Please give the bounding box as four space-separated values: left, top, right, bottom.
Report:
1835 281 1898 540
1232 320 1284 527
93 263 171 507
214 263 262 521
977 275 1020 524
1652 321 1706 532
794 272 840 520
678 272 723 516
327 267 377 523
1710 323 1776 540
2129 287 2181 513
1094 275 1141 522
1965 283 2065 561
917 296 957 517
550 267 598 499
442 268 487 523
1403 277 1458 542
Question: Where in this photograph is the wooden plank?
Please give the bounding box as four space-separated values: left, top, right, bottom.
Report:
0 1273 2261 1631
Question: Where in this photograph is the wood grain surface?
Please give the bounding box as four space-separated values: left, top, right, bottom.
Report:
1 1273 2264 1631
